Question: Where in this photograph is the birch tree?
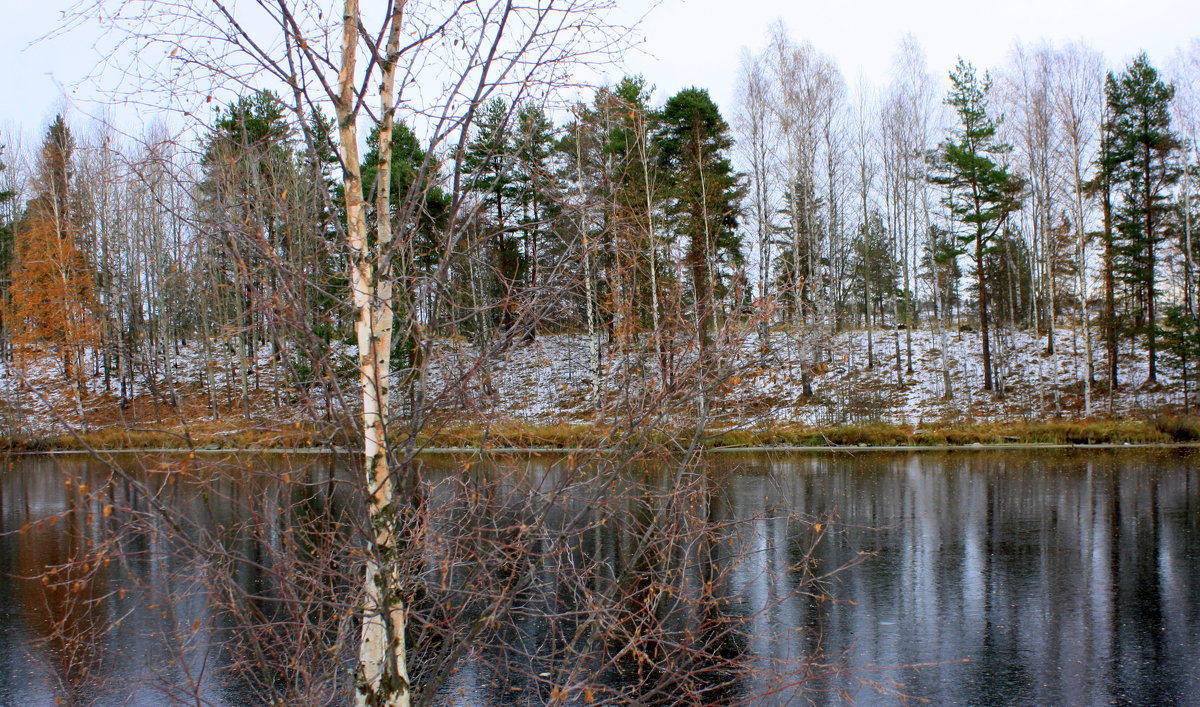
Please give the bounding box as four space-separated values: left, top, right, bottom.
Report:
734 49 778 348
1050 43 1104 414
71 1 624 704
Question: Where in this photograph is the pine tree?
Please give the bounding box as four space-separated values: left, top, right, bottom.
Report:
462 98 524 334
931 59 1024 392
199 90 298 337
655 88 745 355
1103 54 1181 383
511 103 558 340
362 120 449 363
598 77 666 339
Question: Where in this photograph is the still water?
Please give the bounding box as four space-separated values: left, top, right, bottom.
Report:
1 450 1197 705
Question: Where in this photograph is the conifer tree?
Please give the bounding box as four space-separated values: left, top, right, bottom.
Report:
8 116 98 390
362 120 449 363
599 77 664 339
511 103 558 340
1160 304 1200 411
462 98 524 334
931 59 1024 392
1103 54 1181 383
655 88 745 355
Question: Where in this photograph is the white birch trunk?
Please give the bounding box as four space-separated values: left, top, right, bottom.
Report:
338 1 411 704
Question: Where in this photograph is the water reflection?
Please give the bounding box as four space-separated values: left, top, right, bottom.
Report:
725 450 1200 705
0 450 1197 705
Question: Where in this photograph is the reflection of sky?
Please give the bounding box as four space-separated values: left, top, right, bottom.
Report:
726 451 1200 705
0 456 249 707
2 450 1199 705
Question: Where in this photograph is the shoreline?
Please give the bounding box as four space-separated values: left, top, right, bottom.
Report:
7 442 1199 456
4 417 1199 456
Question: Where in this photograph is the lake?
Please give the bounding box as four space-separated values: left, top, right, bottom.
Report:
1 449 1197 705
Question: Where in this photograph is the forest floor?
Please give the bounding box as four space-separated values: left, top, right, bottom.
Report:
2 326 1198 451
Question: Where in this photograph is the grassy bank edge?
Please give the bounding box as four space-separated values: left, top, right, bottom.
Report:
4 417 1200 453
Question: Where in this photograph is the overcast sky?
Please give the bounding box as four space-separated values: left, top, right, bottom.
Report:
2 0 1197 142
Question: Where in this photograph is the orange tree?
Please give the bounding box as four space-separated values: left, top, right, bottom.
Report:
7 116 98 392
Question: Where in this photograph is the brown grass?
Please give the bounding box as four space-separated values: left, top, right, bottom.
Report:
0 420 352 453
5 417 1198 453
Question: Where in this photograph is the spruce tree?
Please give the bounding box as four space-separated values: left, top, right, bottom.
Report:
1160 305 1200 411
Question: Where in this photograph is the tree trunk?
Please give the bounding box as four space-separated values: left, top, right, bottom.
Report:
1144 150 1157 383
1102 152 1118 398
976 234 993 392
338 2 411 705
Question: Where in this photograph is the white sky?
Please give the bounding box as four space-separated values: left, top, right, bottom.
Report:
1 0 1197 141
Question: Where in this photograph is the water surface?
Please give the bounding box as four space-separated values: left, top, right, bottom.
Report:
1 449 1197 705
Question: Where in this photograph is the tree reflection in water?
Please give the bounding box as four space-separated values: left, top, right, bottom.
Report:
1 449 1198 705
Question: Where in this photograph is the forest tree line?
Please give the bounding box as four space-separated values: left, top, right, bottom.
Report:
2 28 1200 415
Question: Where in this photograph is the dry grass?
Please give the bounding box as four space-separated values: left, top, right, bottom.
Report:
417 422 616 449
5 412 1199 453
703 418 1196 448
0 420 352 452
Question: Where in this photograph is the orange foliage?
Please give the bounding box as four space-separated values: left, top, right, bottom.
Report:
7 199 99 385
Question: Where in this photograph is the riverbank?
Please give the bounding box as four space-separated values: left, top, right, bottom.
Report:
4 328 1198 455
5 417 1199 453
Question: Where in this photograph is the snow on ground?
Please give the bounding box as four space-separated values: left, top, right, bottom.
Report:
422 326 1189 427
0 325 1190 437
0 340 330 436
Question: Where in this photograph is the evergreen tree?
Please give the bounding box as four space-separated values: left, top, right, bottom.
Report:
851 212 896 321
599 77 667 336
1092 82 1122 391
920 224 962 323
1160 305 1200 411
462 98 524 334
655 87 745 354
773 174 823 321
363 120 450 271
984 232 1034 328
931 59 1024 392
362 120 449 362
298 106 349 345
851 211 896 368
1103 54 1181 383
556 78 667 383
511 103 558 339
199 90 299 337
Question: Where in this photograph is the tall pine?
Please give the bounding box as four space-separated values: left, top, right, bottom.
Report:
1103 54 1180 383
931 59 1024 393
655 88 744 356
